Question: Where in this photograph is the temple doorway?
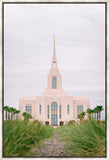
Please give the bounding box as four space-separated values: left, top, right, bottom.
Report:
51 102 58 126
60 121 63 126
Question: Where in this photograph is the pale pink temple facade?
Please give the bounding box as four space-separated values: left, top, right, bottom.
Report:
19 37 90 126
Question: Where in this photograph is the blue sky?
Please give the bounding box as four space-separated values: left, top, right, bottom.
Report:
4 4 105 119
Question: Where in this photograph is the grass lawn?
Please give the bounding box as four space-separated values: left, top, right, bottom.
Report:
4 120 54 156
4 119 105 157
56 120 105 157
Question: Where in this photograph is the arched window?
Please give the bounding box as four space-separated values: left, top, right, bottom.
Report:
67 105 69 114
52 76 57 89
39 105 41 114
51 102 58 126
47 105 49 119
59 105 61 119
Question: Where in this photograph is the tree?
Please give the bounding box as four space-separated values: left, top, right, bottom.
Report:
81 112 86 120
78 112 86 121
91 109 94 120
22 112 32 121
86 109 92 120
93 108 97 120
78 114 82 121
4 106 9 121
7 107 11 120
10 107 14 120
16 110 20 120
13 108 17 120
68 120 75 125
96 106 103 121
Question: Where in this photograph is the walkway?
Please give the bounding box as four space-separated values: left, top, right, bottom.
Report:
31 130 67 157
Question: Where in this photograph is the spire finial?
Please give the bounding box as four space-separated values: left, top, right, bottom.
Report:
52 35 57 68
53 35 55 56
53 35 55 40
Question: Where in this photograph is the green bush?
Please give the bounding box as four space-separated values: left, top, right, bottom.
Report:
4 120 54 156
68 120 75 125
56 120 105 157
101 120 105 124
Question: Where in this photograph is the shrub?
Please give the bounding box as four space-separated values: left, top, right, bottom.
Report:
57 120 105 157
4 120 54 156
68 120 75 125
22 112 32 121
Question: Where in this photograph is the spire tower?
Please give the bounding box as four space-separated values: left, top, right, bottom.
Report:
53 35 56 57
52 35 57 68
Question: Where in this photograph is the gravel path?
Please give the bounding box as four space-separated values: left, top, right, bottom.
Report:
31 130 67 157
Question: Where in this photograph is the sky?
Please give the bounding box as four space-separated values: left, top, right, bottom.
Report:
4 4 105 119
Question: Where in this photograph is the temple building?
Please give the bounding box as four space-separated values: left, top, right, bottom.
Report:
19 36 90 126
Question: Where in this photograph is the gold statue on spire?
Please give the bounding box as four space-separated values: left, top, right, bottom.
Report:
53 35 56 57
53 35 55 40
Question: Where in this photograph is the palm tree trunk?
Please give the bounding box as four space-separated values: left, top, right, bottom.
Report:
95 113 96 120
14 114 15 120
88 114 90 120
6 111 7 121
11 112 12 120
12 113 13 120
97 113 98 120
92 113 93 120
8 113 10 120
99 111 101 121
16 114 18 120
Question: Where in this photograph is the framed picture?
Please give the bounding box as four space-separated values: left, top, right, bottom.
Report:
1 0 107 159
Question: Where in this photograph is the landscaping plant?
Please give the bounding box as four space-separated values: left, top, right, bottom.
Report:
4 120 54 156
56 120 105 157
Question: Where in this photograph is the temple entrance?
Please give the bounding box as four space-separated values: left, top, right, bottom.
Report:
51 102 58 126
60 121 63 126
45 121 49 125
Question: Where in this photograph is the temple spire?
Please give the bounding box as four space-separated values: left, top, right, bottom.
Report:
53 35 56 57
52 35 57 68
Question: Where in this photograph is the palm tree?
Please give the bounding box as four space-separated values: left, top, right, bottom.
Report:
78 112 86 121
10 107 14 120
86 108 92 120
13 108 17 120
7 107 11 120
81 112 86 120
94 107 99 120
96 105 103 121
91 109 94 120
78 114 82 121
4 106 9 121
22 112 32 121
93 108 97 120
16 110 20 120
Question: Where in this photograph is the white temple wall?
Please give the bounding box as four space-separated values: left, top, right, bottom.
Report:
18 37 90 125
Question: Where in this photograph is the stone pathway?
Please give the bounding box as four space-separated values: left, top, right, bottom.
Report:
31 130 67 157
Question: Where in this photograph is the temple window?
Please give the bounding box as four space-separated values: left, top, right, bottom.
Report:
52 76 57 89
67 105 69 114
77 105 83 117
25 105 32 115
47 105 49 119
59 105 61 119
39 105 41 114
